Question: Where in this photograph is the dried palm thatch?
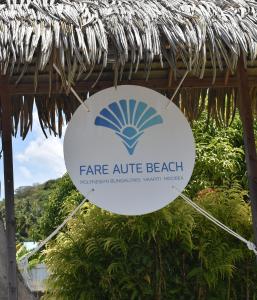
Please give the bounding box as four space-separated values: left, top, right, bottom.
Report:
0 0 257 137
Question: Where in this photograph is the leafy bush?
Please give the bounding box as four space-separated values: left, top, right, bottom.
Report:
43 186 256 300
188 115 246 197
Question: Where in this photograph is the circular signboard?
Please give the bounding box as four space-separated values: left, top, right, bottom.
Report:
64 85 195 215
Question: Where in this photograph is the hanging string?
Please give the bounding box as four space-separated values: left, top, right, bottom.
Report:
18 188 94 279
53 64 90 112
165 57 200 109
172 185 257 256
166 70 189 109
24 188 93 262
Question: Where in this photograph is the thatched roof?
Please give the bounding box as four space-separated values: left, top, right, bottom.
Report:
1 0 257 137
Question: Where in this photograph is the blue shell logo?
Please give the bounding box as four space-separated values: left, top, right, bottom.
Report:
95 99 163 155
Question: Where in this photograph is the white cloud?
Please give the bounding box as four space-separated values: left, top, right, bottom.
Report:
16 134 66 176
0 111 68 196
15 110 67 180
19 166 32 179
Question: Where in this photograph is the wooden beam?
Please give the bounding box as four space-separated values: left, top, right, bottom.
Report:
0 76 18 300
237 56 257 244
4 76 250 96
224 68 230 86
168 68 173 87
6 75 257 96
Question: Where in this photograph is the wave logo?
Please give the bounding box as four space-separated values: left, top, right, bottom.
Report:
95 99 163 155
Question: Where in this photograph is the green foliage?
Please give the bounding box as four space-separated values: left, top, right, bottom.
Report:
0 173 83 242
39 174 83 238
43 186 256 300
0 180 58 241
43 201 193 300
189 115 246 197
190 187 256 299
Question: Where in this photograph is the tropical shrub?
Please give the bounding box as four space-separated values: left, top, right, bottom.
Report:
43 186 256 300
189 114 246 197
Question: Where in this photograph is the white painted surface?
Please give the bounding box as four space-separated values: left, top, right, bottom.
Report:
64 86 195 215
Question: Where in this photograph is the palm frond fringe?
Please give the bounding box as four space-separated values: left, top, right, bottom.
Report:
0 0 257 137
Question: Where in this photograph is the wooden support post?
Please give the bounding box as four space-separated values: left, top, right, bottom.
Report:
0 76 18 300
237 56 257 244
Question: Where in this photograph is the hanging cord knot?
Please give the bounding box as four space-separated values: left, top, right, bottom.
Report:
246 241 257 255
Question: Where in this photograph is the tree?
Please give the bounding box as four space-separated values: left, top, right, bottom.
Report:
39 174 83 238
0 179 58 241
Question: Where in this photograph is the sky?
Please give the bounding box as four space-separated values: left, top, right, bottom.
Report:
0 111 67 197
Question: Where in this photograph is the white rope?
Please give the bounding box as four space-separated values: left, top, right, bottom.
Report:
18 256 36 291
172 185 257 256
19 189 94 263
165 57 199 109
53 64 90 112
166 69 189 109
18 189 94 291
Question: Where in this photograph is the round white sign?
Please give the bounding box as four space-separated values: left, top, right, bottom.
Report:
64 85 195 215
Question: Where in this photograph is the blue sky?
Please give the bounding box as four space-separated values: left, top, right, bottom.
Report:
0 112 66 197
